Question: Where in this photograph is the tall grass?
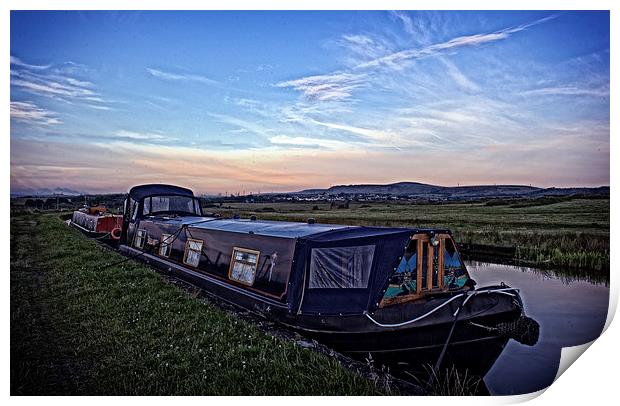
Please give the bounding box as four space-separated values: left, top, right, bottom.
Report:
208 199 609 273
457 230 609 272
405 365 483 396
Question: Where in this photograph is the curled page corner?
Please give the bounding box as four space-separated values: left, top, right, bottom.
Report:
554 340 595 382
504 387 548 403
505 339 604 403
602 282 618 333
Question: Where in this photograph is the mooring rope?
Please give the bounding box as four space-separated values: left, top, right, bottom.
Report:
94 217 217 272
91 232 112 240
95 225 187 271
363 287 519 328
364 293 467 328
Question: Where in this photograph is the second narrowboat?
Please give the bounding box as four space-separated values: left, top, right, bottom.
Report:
71 205 123 241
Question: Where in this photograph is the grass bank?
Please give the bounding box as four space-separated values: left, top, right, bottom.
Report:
10 213 390 395
207 199 609 273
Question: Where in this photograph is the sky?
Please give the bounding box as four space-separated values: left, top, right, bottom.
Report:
10 10 610 195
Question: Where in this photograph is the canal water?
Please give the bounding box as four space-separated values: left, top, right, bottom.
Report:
458 262 608 395
367 261 610 395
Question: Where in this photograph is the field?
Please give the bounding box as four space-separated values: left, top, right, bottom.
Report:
207 198 610 273
10 213 397 395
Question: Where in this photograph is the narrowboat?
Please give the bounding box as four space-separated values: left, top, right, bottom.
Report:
117 184 532 354
71 205 123 241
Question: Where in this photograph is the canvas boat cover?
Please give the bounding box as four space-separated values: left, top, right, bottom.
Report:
144 215 354 239
288 226 414 315
128 184 195 201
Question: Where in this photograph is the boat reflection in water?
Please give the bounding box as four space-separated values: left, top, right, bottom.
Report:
365 336 512 395
342 311 539 395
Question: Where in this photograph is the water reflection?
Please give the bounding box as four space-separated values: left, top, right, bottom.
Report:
363 261 609 395
465 259 609 286
367 337 510 395
469 261 609 394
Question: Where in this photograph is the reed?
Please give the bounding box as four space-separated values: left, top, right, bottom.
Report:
406 365 482 396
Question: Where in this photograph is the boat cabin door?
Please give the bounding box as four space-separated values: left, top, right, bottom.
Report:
121 197 139 244
413 234 445 292
380 233 468 307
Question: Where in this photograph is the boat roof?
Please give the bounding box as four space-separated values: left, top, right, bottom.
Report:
129 185 447 240
143 215 413 239
128 184 194 201
193 218 355 238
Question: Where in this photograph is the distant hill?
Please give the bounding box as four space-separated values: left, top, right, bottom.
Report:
10 187 83 197
296 181 608 199
297 182 539 196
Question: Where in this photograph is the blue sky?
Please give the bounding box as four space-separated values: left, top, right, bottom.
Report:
10 11 610 194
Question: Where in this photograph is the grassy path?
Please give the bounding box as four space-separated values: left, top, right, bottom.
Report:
10 214 387 395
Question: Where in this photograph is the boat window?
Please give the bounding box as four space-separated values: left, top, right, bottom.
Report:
134 229 146 249
142 195 202 216
421 243 429 290
143 198 151 215
183 238 203 267
130 199 139 221
383 241 418 299
229 247 260 286
308 245 375 289
159 233 172 257
443 238 467 288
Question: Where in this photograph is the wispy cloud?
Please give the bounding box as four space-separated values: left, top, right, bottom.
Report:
87 104 113 111
275 72 367 101
11 77 96 99
207 112 276 138
66 77 94 88
269 135 353 150
10 55 51 70
388 10 435 45
31 129 175 146
277 14 558 104
357 14 559 69
114 130 167 141
309 119 399 144
394 98 525 146
439 58 481 93
339 34 391 60
52 61 92 75
10 101 62 125
147 68 218 85
521 85 609 98
11 55 112 110
229 97 272 118
389 11 415 35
